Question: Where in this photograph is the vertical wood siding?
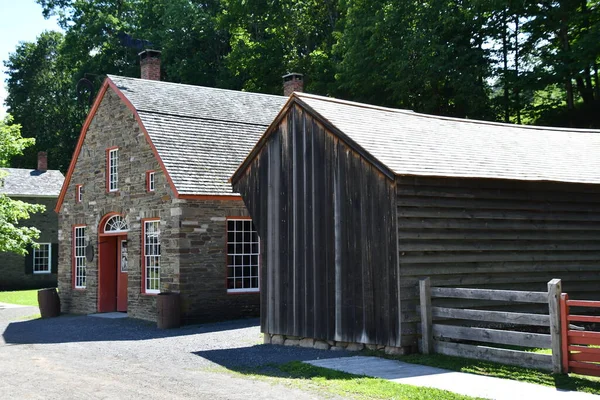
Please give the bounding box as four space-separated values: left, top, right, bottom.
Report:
397 176 600 345
234 104 401 346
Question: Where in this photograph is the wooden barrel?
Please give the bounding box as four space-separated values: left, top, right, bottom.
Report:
38 288 60 318
157 292 181 329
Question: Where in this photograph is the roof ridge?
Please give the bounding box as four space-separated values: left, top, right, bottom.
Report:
294 92 600 134
1 167 63 173
137 109 271 128
107 74 286 100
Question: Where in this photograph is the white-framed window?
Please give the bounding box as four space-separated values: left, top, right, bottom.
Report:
226 219 259 293
147 171 155 192
143 219 160 294
76 185 83 203
108 148 118 191
74 226 86 289
33 243 51 274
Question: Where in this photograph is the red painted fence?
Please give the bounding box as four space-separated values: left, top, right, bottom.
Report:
560 293 600 376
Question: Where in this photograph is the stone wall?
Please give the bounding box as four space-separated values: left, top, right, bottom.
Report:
58 89 180 318
58 87 259 322
0 196 58 291
179 200 260 323
263 333 408 355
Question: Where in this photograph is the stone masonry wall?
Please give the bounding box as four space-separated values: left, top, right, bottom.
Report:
0 196 58 291
179 200 260 323
263 333 408 355
58 89 179 319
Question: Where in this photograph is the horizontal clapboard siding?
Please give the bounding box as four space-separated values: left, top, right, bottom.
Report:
398 176 600 345
235 104 400 347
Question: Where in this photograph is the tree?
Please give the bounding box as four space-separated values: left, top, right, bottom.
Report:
335 0 493 119
220 0 341 94
4 31 87 171
0 116 45 255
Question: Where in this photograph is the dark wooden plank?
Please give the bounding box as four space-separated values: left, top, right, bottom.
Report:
397 207 600 222
284 110 294 336
433 341 553 371
432 306 550 326
324 124 336 341
293 105 305 338
396 196 600 213
397 230 600 241
397 179 600 202
431 287 548 303
397 217 600 231
433 324 552 348
362 162 376 344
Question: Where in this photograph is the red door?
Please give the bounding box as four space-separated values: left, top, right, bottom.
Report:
98 238 118 312
117 238 128 312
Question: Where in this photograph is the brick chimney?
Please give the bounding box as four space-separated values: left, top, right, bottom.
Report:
37 151 48 172
139 49 161 81
283 73 304 96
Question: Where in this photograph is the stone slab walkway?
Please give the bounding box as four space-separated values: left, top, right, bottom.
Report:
306 356 599 400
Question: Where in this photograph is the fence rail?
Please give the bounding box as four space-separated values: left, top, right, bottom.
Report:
560 294 600 377
420 278 563 373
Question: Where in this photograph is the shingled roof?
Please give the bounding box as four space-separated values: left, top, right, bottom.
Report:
241 92 600 185
0 168 64 197
108 75 287 195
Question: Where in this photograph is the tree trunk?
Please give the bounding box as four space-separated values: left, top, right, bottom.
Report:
502 10 510 123
514 14 521 124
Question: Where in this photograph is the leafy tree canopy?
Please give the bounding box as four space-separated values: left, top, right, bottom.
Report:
0 116 45 255
2 0 599 177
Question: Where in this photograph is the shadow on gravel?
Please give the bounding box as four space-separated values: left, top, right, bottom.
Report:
2 315 259 345
194 344 350 370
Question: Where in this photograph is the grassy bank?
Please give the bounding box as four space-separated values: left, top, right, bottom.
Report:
0 289 39 307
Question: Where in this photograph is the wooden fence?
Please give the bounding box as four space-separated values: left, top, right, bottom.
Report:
419 278 563 373
560 294 600 376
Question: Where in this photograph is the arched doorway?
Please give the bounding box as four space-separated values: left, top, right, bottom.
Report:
98 213 129 312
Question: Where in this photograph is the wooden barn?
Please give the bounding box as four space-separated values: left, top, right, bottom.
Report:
231 92 600 353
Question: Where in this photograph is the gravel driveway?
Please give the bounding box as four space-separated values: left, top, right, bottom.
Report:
0 312 348 399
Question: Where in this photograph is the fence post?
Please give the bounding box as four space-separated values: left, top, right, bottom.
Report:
560 293 570 374
420 277 433 354
547 279 563 374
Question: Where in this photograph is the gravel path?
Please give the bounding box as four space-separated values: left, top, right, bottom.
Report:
0 312 348 399
0 303 39 323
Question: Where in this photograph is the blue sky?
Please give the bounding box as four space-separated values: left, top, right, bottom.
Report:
0 0 61 117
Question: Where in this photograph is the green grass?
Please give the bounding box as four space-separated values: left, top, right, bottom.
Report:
0 289 39 306
371 352 600 395
230 361 482 400
278 361 482 399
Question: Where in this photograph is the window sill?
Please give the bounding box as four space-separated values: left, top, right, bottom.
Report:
141 291 159 296
227 289 260 295
33 271 52 275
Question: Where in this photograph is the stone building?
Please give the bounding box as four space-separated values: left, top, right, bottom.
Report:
0 152 64 291
55 51 288 322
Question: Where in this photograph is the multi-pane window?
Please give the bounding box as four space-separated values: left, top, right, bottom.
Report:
74 226 86 288
33 243 51 274
226 219 259 292
108 148 118 191
143 220 160 294
147 171 155 192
